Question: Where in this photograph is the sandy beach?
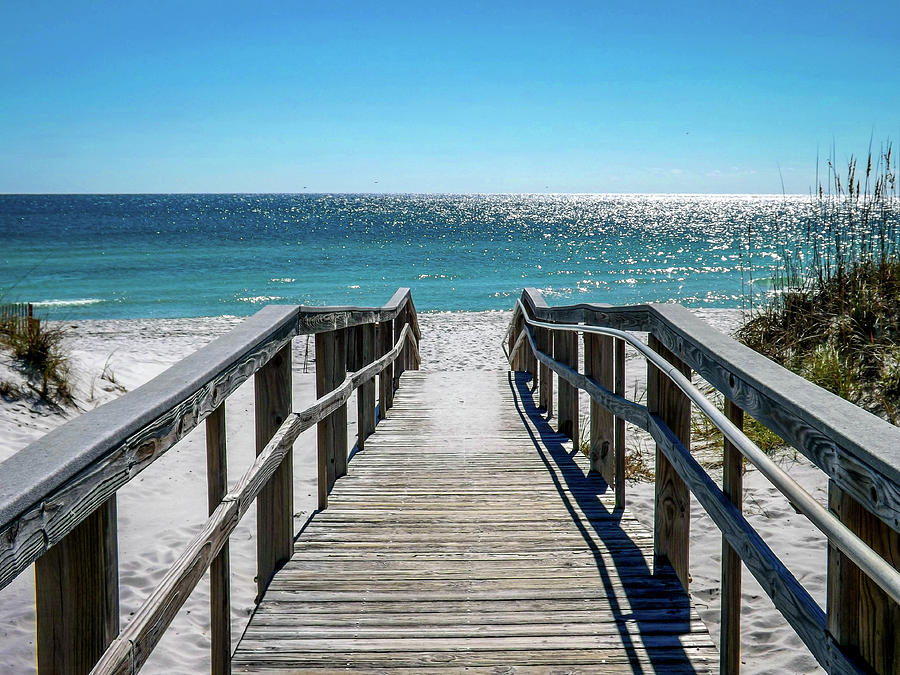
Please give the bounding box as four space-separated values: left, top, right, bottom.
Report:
0 308 827 673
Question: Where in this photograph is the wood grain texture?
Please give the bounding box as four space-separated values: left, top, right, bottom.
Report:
648 334 691 592
255 343 293 598
584 311 615 483
554 329 578 441
356 323 376 451
232 370 718 672
377 320 393 417
0 305 298 591
36 496 118 675
317 330 347 509
205 404 230 675
720 399 743 675
614 338 626 510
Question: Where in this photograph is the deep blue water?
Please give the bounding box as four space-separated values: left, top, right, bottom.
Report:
0 193 809 319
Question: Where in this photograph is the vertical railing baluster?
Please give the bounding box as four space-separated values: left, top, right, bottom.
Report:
206 402 230 675
35 498 119 675
316 329 347 510
720 398 743 674
647 333 691 591
254 343 293 598
584 313 615 486
554 328 578 442
357 323 376 451
614 337 626 509
377 320 393 418
539 326 553 416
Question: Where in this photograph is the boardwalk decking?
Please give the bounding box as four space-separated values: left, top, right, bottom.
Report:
233 370 719 673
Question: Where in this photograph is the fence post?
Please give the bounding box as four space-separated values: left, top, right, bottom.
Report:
554 329 578 441
584 314 615 484
316 328 347 510
647 333 691 591
393 307 407 390
357 323 376 451
720 398 743 675
255 343 292 598
538 327 553 416
827 483 900 673
614 338 626 509
206 402 230 675
378 320 393 416
35 497 119 675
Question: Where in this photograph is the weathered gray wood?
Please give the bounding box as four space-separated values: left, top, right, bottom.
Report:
720 399 743 675
522 288 900 536
614 338 626 510
92 324 417 675
0 305 298 591
393 312 406 389
827 483 900 674
648 334 691 592
297 288 420 339
584 312 615 482
356 323 376 451
378 320 393 417
205 403 230 675
255 343 293 599
317 329 347 508
35 496 118 675
553 329 578 441
233 371 719 672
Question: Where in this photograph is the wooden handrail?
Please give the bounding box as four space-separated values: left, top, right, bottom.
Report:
509 288 900 675
0 289 420 675
90 322 418 675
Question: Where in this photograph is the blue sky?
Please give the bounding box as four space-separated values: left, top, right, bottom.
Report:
2 1 898 194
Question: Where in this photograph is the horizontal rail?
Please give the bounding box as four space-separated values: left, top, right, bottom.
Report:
520 288 900 535
91 323 418 675
0 289 419 592
515 300 900 607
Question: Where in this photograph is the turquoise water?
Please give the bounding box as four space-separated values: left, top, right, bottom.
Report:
0 193 810 319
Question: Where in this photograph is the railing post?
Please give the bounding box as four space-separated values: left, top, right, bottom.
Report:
357 323 376 451
614 337 626 509
720 398 743 675
648 333 691 591
316 328 347 510
206 402 230 675
393 307 406 390
584 313 615 484
538 326 553 416
827 483 900 673
554 328 578 441
378 320 393 416
255 343 293 598
35 496 119 675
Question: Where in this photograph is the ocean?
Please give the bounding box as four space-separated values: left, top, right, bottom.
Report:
0 193 810 319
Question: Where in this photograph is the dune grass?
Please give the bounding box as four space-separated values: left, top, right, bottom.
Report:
738 143 900 423
0 315 73 405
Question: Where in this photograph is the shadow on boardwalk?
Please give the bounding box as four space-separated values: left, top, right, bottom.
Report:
508 370 699 673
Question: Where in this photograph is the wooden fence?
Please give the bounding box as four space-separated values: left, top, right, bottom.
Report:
0 289 420 675
507 287 900 675
0 302 38 333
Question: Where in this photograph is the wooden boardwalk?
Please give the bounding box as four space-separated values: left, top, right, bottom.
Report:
233 370 719 673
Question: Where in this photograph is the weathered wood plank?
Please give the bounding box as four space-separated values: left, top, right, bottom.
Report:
317 329 347 508
36 496 119 675
206 403 230 675
356 322 376 451
255 343 293 598
720 398 743 675
584 312 615 482
648 334 691 592
554 329 578 441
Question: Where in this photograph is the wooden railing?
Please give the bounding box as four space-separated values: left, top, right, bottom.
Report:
0 288 420 675
507 287 900 675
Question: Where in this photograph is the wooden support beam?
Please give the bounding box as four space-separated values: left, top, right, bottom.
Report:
316 329 347 510
356 323 376 451
648 333 691 591
205 403 230 675
584 316 615 482
378 320 393 416
254 343 293 598
720 398 743 675
554 329 578 441
35 496 119 675
827 482 900 674
393 310 406 389
614 338 626 510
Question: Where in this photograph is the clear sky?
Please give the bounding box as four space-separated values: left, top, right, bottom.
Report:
2 1 899 194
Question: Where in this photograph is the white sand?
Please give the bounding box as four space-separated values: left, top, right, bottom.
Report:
0 309 827 673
